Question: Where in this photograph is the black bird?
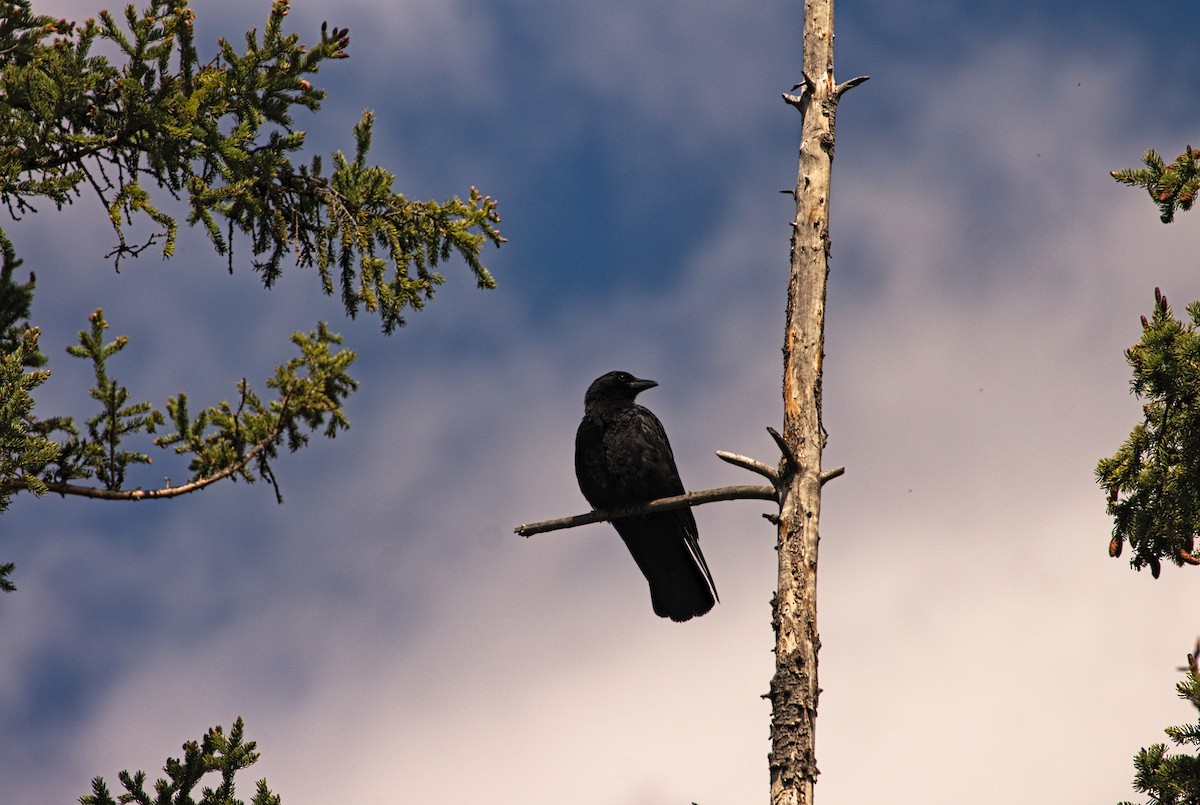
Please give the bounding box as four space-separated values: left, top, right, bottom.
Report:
574 371 718 622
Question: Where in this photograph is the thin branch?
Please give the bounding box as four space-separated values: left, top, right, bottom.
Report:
819 466 845 485
515 484 777 537
833 74 870 97
767 426 799 472
782 90 806 109
716 450 780 484
7 435 273 501
261 458 283 505
782 72 816 109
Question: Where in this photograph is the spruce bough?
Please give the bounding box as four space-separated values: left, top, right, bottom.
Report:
0 0 504 587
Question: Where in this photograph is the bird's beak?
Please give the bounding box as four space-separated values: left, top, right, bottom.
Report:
630 378 659 393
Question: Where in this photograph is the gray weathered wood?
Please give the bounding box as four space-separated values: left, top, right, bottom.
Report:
770 1 865 803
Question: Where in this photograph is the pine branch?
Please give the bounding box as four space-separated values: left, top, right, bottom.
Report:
3 311 356 506
0 326 56 521
3 424 277 502
81 717 276 805
0 0 505 329
1097 288 1200 576
1119 643 1200 804
1112 145 1200 223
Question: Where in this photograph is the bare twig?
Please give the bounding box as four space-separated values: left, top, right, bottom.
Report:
716 450 780 484
781 90 806 109
515 484 777 537
781 72 816 108
767 426 799 472
833 74 871 97
819 466 845 485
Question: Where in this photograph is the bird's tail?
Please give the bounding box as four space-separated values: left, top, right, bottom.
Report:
618 513 717 622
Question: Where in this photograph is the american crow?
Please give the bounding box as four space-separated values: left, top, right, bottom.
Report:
574 371 718 622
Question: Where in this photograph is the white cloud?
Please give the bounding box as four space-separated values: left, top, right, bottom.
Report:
8 11 1200 805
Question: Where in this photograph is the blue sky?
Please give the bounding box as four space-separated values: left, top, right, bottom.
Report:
5 1 1200 803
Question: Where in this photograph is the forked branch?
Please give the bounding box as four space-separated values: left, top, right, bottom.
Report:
515 425 845 537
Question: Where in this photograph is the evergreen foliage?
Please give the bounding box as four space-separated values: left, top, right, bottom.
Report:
80 717 281 805
0 325 53 510
1119 645 1200 805
62 308 166 490
1105 146 1200 577
0 307 357 506
0 0 504 329
0 0 504 591
1112 146 1200 224
0 228 55 529
1097 289 1200 576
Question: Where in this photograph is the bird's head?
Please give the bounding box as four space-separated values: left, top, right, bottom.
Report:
585 371 658 404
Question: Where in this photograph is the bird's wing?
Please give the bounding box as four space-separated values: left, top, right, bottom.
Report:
574 414 612 508
575 399 719 621
601 405 687 500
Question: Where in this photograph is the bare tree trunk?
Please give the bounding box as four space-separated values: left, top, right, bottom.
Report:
769 1 864 803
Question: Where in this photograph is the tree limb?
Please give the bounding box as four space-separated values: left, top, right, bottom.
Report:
716 450 780 483
819 466 845 485
4 434 275 502
515 484 777 537
517 423 843 538
767 425 799 473
834 74 871 97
